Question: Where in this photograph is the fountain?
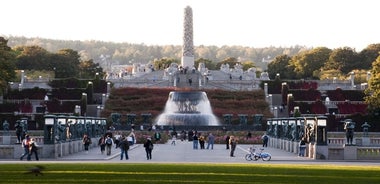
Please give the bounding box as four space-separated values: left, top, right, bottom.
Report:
155 91 220 126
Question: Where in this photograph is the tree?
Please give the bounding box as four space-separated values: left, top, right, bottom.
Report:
365 55 380 111
195 58 216 70
215 57 238 69
153 57 179 70
291 47 331 79
359 43 380 70
241 61 255 71
79 59 104 79
0 37 16 95
51 49 80 78
14 45 50 70
267 54 295 79
324 47 359 74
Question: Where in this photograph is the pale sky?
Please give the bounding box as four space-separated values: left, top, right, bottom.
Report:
1 0 378 51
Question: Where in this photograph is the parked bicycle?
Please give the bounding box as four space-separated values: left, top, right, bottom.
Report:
245 147 271 161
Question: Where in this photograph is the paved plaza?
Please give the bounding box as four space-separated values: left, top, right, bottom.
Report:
2 140 378 166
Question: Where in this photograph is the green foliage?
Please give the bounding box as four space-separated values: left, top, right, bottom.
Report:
267 54 295 79
0 37 17 94
153 57 179 70
365 55 380 111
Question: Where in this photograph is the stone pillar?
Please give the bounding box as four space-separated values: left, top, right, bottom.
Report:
181 6 194 69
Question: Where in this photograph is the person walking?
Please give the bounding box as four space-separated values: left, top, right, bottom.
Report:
299 138 307 157
206 133 214 149
144 137 154 160
171 134 176 146
98 136 106 154
20 135 31 160
28 138 39 161
82 134 92 154
105 135 113 156
229 136 237 157
119 137 129 160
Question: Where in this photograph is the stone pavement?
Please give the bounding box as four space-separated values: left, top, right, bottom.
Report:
3 140 380 165
57 140 311 163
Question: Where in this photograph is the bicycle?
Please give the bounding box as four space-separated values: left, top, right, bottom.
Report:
245 147 271 161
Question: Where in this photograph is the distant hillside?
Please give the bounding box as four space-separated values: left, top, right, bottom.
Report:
5 36 307 68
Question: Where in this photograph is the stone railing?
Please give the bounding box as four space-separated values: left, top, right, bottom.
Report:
268 136 380 160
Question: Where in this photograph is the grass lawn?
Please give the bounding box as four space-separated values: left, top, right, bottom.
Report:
0 163 379 184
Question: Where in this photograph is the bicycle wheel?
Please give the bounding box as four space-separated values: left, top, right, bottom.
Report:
261 153 271 161
245 154 253 161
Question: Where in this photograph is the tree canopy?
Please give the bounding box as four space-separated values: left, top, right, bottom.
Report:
0 37 16 94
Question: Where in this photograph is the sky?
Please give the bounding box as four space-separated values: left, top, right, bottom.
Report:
1 0 379 51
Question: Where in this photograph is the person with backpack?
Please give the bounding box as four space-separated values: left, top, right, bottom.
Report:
118 136 130 160
143 137 154 160
105 135 113 156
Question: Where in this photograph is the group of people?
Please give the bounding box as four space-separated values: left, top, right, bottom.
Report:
190 131 215 150
93 131 154 160
20 135 39 161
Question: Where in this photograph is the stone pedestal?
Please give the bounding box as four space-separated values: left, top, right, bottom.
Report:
315 145 328 159
344 144 357 160
362 137 370 146
2 136 11 145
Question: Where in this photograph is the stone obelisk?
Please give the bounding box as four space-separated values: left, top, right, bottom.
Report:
181 6 194 69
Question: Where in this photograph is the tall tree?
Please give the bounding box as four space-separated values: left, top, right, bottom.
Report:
291 47 332 79
267 54 295 79
79 59 104 79
0 37 16 94
365 55 380 111
324 47 359 74
359 43 380 70
14 45 50 70
52 49 80 78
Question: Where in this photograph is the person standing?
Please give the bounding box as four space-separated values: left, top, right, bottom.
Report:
199 134 205 149
262 134 269 147
299 138 307 157
20 135 31 160
119 137 129 160
229 136 237 157
192 133 199 149
225 135 230 149
15 121 23 144
154 131 161 142
28 138 39 161
206 133 214 149
98 136 106 154
144 137 154 160
105 135 113 156
82 134 92 154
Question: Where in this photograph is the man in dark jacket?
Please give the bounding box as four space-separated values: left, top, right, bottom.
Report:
119 137 129 160
143 137 153 160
